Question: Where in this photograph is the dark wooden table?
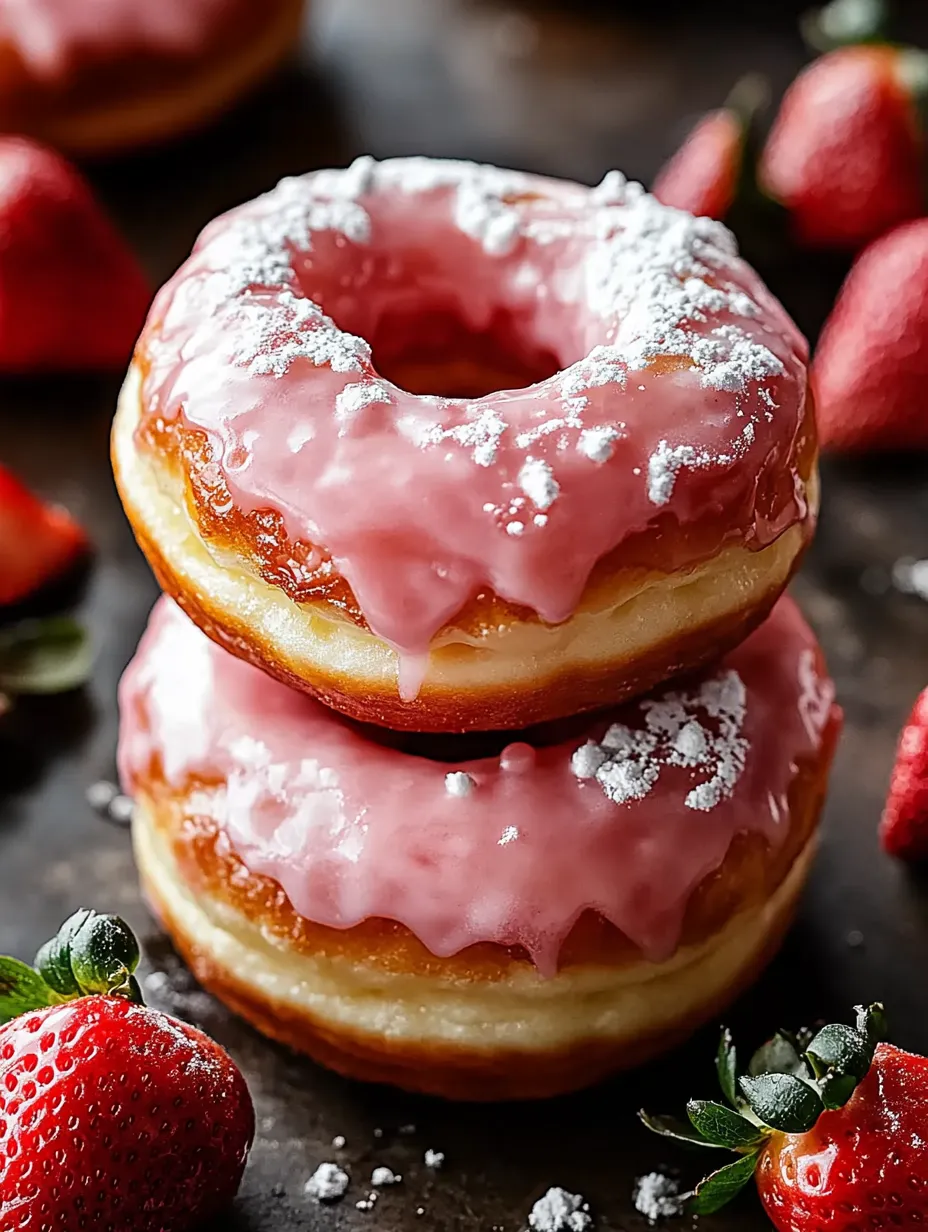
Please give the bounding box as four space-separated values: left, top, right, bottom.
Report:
3 1 928 1228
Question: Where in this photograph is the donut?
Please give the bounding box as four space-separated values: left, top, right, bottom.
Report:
0 0 304 155
113 156 817 732
119 594 841 1101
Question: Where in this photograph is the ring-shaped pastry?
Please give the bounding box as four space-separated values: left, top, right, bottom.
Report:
114 157 816 731
0 0 303 154
120 595 840 1100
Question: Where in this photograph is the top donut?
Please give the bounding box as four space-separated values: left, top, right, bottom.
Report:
113 156 817 732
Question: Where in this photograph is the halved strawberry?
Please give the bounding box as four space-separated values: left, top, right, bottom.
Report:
0 137 151 371
0 463 88 605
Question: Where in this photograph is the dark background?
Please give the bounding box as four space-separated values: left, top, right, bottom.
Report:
3 1 928 1228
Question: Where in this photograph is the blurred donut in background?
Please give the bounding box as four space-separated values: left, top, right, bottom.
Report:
0 0 305 155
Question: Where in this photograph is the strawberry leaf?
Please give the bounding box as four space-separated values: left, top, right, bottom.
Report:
716 1028 738 1107
801 0 892 53
805 1023 872 1082
638 1111 730 1150
33 908 92 996
69 912 140 996
689 1149 761 1216
821 1072 859 1109
855 1003 888 1047
740 1072 824 1133
0 617 90 695
0 957 61 1023
749 1030 807 1077
686 1101 764 1149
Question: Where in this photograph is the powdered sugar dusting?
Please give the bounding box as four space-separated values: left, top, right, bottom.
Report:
573 669 749 811
305 1162 350 1202
528 1187 592 1232
335 380 393 430
518 457 560 509
647 419 757 506
632 1172 684 1223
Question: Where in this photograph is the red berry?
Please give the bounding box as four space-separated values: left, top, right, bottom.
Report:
0 996 254 1230
812 219 928 452
880 687 928 860
0 463 88 606
760 46 925 251
653 108 744 221
0 136 151 372
757 1045 928 1232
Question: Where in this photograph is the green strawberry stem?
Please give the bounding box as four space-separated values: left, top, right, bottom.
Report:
0 909 143 1024
639 1004 887 1215
801 0 894 53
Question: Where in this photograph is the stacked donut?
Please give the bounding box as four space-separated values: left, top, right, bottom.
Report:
114 156 841 1100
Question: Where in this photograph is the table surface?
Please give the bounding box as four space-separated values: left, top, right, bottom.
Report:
3 1 928 1229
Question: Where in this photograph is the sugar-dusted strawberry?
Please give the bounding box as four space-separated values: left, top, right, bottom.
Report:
0 909 254 1231
760 32 928 250
642 1005 928 1227
0 462 88 605
0 137 151 371
812 219 928 451
654 76 770 222
880 687 928 860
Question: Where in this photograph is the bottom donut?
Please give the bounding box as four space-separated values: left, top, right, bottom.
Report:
119 597 841 1101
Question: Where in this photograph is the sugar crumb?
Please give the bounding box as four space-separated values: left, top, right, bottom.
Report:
305 1162 349 1202
632 1171 684 1223
518 456 559 510
356 1192 379 1211
371 1166 401 1186
424 1149 445 1169
528 1187 592 1232
332 1135 346 1148
445 771 475 798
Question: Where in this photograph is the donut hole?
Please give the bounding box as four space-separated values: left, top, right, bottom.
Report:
367 304 563 399
294 237 580 399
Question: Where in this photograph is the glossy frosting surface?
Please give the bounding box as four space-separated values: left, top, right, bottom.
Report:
138 157 811 658
0 0 244 75
119 596 838 975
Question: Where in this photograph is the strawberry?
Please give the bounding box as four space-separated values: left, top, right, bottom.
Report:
811 219 928 451
641 1005 928 1228
880 686 928 859
760 37 927 250
0 909 254 1231
0 463 88 606
0 137 151 371
653 76 770 223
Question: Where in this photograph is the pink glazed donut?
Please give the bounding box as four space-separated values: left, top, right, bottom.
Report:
0 0 304 154
113 156 817 732
119 595 840 1100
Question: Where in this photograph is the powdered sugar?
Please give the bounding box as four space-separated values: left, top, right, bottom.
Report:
371 1166 401 1186
335 380 393 429
305 1162 349 1202
518 457 560 509
577 425 623 463
527 1187 592 1232
647 419 757 506
632 1172 684 1222
445 772 475 797
572 669 749 811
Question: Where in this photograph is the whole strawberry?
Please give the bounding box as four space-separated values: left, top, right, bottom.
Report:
812 219 928 451
0 909 254 1231
0 137 151 371
653 76 769 222
760 0 927 251
880 687 928 860
642 1005 928 1228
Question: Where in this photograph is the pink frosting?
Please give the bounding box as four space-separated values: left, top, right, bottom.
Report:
0 0 246 76
118 596 838 976
139 157 810 663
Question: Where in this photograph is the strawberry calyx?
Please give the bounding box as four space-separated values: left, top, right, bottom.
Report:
640 1004 888 1215
801 0 894 53
0 908 143 1024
